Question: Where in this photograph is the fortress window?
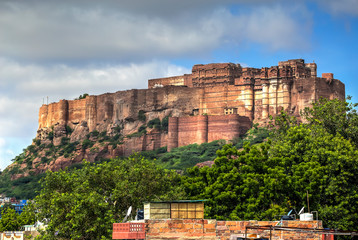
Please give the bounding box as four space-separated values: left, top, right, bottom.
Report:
224 108 237 115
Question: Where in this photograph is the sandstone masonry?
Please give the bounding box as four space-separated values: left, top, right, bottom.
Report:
37 59 345 154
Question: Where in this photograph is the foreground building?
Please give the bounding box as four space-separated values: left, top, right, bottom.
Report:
112 200 351 240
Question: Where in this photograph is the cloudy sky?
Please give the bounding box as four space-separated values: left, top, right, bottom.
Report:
1 0 358 170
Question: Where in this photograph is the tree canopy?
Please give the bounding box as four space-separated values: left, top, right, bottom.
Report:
0 204 35 232
302 96 358 146
182 97 358 230
34 155 184 240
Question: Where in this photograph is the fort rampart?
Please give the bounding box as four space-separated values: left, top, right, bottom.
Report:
37 59 345 156
168 115 251 151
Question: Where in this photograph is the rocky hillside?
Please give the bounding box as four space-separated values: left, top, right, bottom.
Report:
7 111 171 180
1 124 269 199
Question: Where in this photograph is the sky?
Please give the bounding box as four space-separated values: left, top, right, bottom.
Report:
1 0 358 170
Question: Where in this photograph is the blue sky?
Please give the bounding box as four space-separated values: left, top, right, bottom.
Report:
0 0 358 170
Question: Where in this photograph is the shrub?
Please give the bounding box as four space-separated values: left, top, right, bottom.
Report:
27 145 36 153
65 125 73 135
112 134 120 141
156 146 167 154
64 142 77 154
161 116 170 132
147 118 161 129
113 125 122 133
138 110 146 122
41 157 50 164
90 130 99 137
47 143 54 149
26 160 33 169
82 139 94 149
89 146 99 153
78 93 89 100
47 131 54 141
33 138 41 146
60 137 70 146
138 125 147 133
39 143 46 149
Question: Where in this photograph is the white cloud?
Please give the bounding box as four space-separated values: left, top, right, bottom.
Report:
0 1 311 62
316 0 358 16
239 6 312 51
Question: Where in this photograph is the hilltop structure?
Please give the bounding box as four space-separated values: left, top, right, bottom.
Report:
32 59 344 172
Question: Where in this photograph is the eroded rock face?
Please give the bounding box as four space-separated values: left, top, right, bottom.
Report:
53 124 67 146
70 121 90 143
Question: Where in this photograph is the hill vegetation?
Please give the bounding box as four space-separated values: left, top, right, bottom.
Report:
0 121 268 199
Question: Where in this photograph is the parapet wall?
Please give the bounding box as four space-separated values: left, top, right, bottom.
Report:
148 75 189 89
144 219 323 240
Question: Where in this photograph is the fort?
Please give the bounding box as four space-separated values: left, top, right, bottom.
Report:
37 59 345 155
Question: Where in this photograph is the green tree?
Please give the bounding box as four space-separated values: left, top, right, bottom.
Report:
183 124 358 230
0 203 36 232
302 96 358 146
34 155 185 240
182 142 288 220
78 93 89 100
269 125 358 230
268 108 298 140
19 203 36 226
0 208 21 231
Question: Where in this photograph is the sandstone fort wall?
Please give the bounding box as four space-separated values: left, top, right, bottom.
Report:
168 115 251 150
37 59 345 156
